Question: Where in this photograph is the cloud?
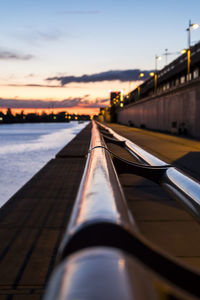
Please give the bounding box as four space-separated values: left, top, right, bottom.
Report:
11 29 64 45
0 50 33 60
34 30 62 41
46 69 153 86
0 97 108 109
57 10 101 15
2 83 66 88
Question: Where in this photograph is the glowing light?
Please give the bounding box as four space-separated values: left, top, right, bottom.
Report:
120 103 123 107
181 49 187 54
149 72 155 77
139 73 144 77
0 117 3 121
192 23 199 29
118 259 125 271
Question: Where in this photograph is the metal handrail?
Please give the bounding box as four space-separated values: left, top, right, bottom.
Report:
44 247 158 300
59 120 137 258
44 121 200 300
44 120 158 299
97 121 200 222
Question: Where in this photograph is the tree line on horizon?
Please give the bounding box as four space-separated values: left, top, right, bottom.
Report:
0 108 92 124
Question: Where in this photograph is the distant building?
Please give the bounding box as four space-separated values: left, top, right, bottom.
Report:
110 91 124 107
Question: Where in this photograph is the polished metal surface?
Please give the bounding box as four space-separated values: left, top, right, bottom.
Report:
97 122 200 221
59 120 137 258
162 167 200 220
44 247 157 300
98 121 166 166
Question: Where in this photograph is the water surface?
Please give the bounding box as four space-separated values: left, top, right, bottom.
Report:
0 122 88 207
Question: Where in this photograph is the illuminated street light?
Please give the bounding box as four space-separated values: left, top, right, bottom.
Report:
139 72 144 78
180 49 187 54
187 20 199 48
185 20 200 75
155 55 162 71
136 73 145 99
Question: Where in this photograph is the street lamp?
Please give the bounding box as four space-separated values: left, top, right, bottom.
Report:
185 20 199 76
137 73 145 99
187 20 199 48
149 72 155 77
153 56 162 93
163 49 180 65
139 72 144 79
155 55 162 71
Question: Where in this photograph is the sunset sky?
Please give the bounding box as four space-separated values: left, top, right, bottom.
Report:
1 0 200 114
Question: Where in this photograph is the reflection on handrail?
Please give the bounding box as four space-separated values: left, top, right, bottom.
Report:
59 121 137 258
97 121 200 222
44 248 158 300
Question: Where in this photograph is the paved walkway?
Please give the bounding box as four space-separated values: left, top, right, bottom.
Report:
103 123 200 271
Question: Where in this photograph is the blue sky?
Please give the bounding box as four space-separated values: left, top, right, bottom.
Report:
0 0 200 113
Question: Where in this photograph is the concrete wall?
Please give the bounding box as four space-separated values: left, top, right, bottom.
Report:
117 80 200 138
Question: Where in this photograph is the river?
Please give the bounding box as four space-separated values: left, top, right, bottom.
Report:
0 121 88 207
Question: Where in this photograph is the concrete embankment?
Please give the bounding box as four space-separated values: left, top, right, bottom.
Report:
0 123 91 299
117 78 200 138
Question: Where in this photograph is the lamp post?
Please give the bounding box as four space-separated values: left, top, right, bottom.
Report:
186 20 199 76
137 72 144 99
155 55 162 71
163 49 180 65
187 20 199 49
153 55 162 93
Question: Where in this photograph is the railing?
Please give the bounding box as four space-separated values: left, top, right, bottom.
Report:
98 121 200 222
44 121 200 300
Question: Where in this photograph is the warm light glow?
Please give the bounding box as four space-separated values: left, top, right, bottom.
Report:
118 259 125 271
139 73 144 77
187 49 191 74
192 23 199 29
149 72 155 77
0 106 100 116
181 49 187 54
